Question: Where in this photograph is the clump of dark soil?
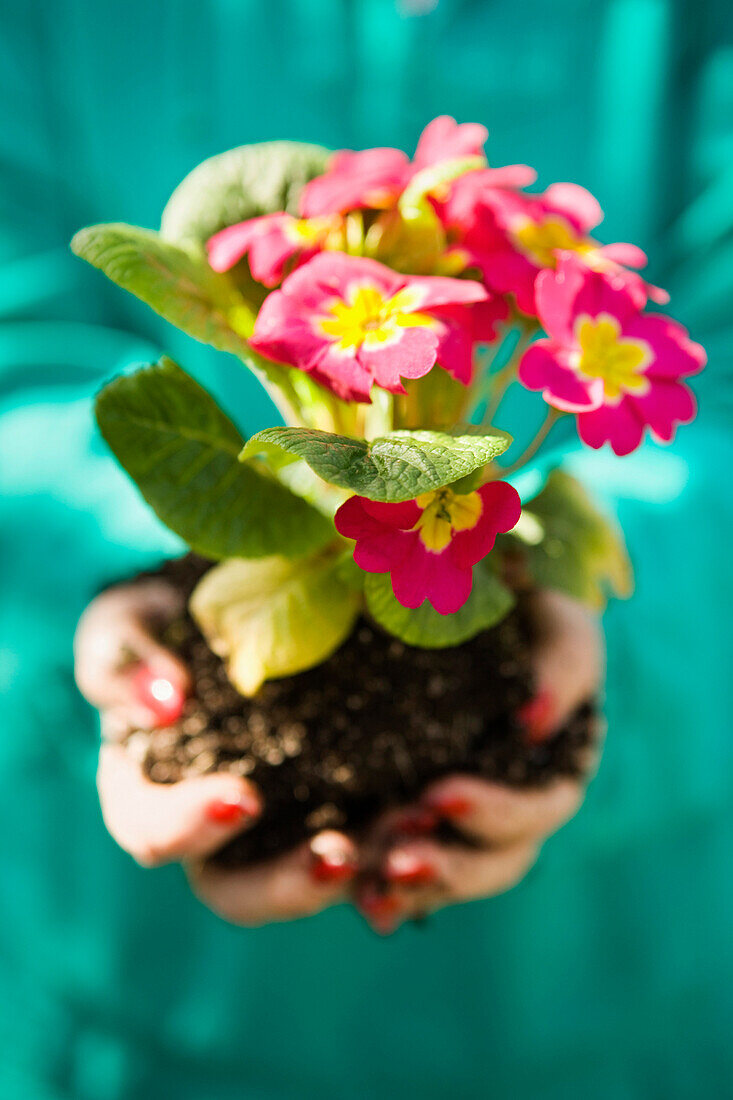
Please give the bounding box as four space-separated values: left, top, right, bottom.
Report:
126 556 597 867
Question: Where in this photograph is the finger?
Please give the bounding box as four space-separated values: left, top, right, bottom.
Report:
75 581 190 714
359 838 538 933
519 590 604 739
422 774 583 846
97 743 261 865
386 837 538 901
188 830 357 926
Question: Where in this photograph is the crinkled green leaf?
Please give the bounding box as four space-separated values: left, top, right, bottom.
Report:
241 425 512 503
190 550 360 696
506 469 633 608
95 358 332 560
71 223 256 354
160 141 331 247
364 562 514 648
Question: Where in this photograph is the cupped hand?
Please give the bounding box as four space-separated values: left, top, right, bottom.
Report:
74 581 358 922
355 590 604 933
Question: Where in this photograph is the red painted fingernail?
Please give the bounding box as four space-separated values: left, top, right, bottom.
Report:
206 794 259 825
392 808 438 836
309 849 357 884
357 884 402 934
518 689 556 743
132 665 186 726
425 794 472 818
385 850 436 887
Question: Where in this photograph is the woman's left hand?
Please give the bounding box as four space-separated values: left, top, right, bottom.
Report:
355 590 604 933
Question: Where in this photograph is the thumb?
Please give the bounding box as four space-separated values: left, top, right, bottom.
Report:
519 590 604 741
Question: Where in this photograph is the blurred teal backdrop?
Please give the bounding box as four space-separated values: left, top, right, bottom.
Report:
1 1 731 1098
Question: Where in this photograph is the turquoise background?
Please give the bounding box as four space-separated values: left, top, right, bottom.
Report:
1 1 731 1097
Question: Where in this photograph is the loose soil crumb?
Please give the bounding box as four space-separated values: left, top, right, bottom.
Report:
127 556 598 867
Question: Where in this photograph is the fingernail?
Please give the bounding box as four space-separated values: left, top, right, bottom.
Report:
424 793 472 819
357 884 402 934
309 848 357 884
384 850 436 887
132 665 186 726
392 808 438 836
206 792 260 825
518 689 556 743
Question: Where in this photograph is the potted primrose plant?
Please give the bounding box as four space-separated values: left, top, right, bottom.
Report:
72 117 705 867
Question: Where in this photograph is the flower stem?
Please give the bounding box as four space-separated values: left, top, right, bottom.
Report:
494 408 562 478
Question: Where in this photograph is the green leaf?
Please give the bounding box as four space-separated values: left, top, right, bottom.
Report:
364 563 514 648
71 222 256 353
95 358 333 560
240 425 512 503
70 221 353 429
190 550 360 696
160 141 331 247
505 470 633 608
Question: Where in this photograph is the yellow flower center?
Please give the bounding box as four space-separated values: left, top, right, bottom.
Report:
513 215 594 269
414 489 483 553
287 216 338 246
317 284 434 353
574 313 651 401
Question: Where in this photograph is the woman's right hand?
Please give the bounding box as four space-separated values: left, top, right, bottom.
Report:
74 580 357 923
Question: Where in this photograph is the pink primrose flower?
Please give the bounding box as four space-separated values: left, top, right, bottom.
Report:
249 252 489 401
443 178 668 315
299 148 412 218
335 481 521 614
207 213 338 287
517 254 705 455
299 116 490 219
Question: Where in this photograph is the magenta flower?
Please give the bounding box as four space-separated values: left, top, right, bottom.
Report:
443 178 667 315
207 213 339 287
517 255 706 455
299 116 489 219
335 481 521 614
300 148 412 219
249 253 489 401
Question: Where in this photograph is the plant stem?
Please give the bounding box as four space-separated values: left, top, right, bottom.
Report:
493 408 562 478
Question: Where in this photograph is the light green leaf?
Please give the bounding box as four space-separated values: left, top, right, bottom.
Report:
364 563 514 648
95 358 333 560
190 550 360 696
71 223 256 354
505 470 633 608
160 141 331 247
241 425 512 502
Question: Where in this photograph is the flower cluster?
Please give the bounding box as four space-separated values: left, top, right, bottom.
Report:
202 116 705 616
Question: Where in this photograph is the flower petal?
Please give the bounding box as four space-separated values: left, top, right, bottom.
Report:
405 274 488 309
358 325 440 391
543 182 603 232
518 341 603 412
361 498 422 529
413 115 488 170
576 400 645 456
630 379 697 442
250 287 326 369
207 217 273 272
299 147 410 217
391 539 474 614
623 313 707 379
450 481 521 568
335 496 415 572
